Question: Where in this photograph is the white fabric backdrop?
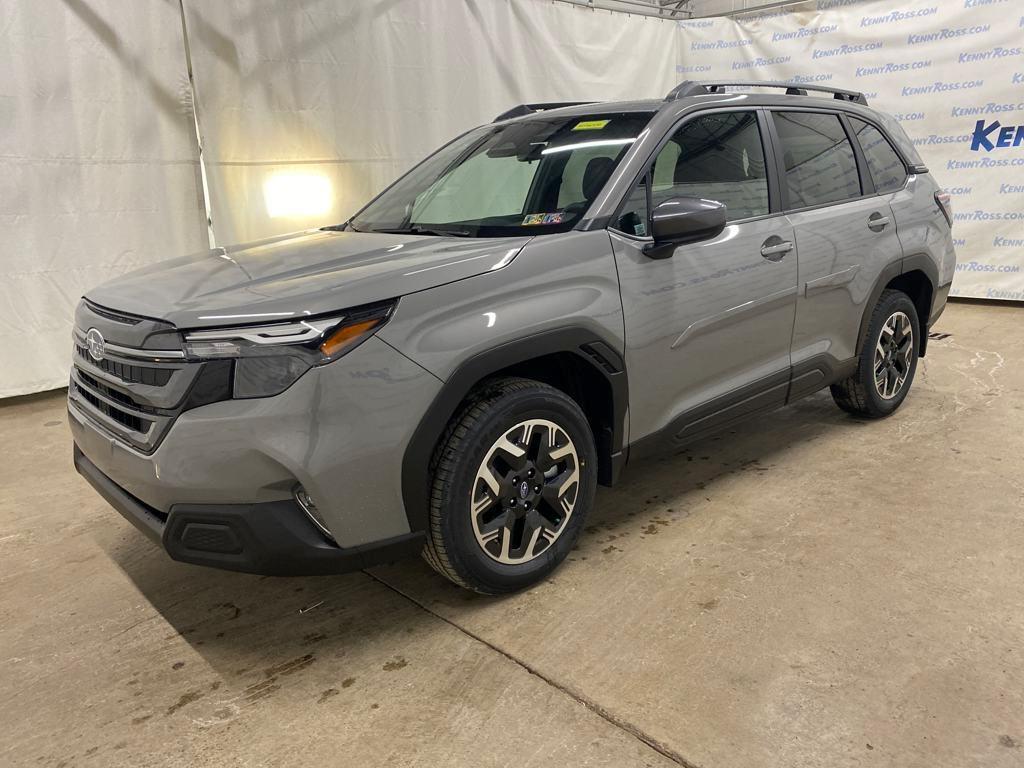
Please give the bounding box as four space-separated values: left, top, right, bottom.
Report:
0 0 208 398
5 0 1021 398
183 0 680 245
0 0 678 398
676 0 1024 302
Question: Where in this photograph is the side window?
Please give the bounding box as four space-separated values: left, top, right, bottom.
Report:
772 111 861 208
654 111 768 221
615 174 649 237
850 117 908 194
612 110 768 234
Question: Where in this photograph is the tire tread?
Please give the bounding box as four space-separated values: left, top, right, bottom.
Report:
422 377 579 594
830 288 918 418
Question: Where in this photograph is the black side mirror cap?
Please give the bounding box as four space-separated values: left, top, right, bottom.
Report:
644 197 727 258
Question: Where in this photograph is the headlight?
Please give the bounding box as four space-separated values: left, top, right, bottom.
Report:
183 300 396 398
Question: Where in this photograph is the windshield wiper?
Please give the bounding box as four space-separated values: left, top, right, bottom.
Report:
371 226 474 238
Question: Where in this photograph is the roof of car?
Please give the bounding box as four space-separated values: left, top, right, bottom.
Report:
493 100 662 123
548 99 664 115
495 94 862 124
489 83 923 169
494 81 872 124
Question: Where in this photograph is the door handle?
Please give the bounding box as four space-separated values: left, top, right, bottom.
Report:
760 237 793 261
868 213 891 231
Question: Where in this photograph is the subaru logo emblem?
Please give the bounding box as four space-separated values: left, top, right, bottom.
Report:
519 480 530 499
85 328 105 362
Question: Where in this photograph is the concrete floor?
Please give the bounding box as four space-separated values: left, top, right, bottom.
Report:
2 300 1022 768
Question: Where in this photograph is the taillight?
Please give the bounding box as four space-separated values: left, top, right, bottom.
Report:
934 190 953 227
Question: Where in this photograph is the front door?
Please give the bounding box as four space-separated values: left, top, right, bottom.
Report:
609 109 799 451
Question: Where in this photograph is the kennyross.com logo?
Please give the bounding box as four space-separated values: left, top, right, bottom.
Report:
970 119 1024 151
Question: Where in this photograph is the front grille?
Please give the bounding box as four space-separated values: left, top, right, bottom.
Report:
70 317 236 454
76 370 158 413
74 380 149 434
69 322 200 452
68 297 242 453
74 344 173 386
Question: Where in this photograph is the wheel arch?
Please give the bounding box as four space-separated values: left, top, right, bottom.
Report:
400 328 628 535
858 253 937 358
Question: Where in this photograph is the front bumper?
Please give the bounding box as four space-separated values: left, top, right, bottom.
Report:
70 335 443 564
74 445 423 575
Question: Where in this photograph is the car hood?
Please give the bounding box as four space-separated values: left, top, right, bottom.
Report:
85 229 532 329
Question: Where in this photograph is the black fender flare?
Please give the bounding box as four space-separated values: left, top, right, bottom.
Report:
857 253 938 357
400 327 628 534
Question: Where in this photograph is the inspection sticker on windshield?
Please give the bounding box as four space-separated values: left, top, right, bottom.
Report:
572 119 610 131
523 212 564 225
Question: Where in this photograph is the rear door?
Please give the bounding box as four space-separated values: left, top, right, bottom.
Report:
768 109 904 398
609 109 799 451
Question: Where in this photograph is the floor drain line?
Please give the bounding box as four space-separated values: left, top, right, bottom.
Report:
364 570 701 768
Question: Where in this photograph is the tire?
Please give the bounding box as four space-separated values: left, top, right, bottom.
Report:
422 376 597 594
831 288 920 418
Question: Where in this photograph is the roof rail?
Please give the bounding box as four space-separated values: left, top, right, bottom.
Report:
663 80 708 102
493 102 595 122
700 80 868 105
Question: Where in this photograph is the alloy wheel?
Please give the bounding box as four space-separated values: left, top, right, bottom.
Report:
873 311 914 400
470 418 580 564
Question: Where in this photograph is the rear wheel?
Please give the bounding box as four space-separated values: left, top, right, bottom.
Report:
423 377 597 594
831 289 920 418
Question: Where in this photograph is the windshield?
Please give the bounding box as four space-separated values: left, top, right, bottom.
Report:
348 112 654 238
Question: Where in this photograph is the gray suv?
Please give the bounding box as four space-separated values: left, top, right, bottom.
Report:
69 81 956 593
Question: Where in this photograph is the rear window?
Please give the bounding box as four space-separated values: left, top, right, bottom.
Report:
772 111 861 209
850 117 908 194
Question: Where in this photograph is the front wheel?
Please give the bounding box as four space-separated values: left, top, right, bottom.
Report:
423 377 597 594
831 288 920 418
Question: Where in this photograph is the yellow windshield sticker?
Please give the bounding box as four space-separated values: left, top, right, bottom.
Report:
572 119 610 131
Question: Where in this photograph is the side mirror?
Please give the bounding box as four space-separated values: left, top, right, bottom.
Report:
645 197 727 258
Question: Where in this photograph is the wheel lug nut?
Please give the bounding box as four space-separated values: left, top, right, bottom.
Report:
534 485 541 493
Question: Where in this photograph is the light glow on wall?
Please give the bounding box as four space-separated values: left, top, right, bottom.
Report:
263 172 333 218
